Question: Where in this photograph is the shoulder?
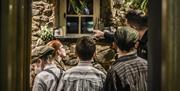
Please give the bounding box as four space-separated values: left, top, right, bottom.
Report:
64 66 80 73
135 57 148 67
91 66 106 75
35 71 54 82
62 66 106 79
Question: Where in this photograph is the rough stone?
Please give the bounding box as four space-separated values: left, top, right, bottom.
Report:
62 55 70 62
33 16 41 22
93 63 107 74
32 25 39 31
32 9 42 16
70 44 76 53
96 45 110 53
36 38 45 46
44 4 51 9
32 0 42 1
43 9 53 17
47 22 54 28
65 50 71 55
32 36 38 41
41 16 49 22
33 5 44 11
32 31 41 37
33 1 45 6
65 58 78 66
69 53 76 59
32 20 40 27
95 48 116 64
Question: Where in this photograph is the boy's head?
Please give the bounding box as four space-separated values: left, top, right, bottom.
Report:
114 27 139 52
31 45 54 63
31 45 54 74
75 36 96 61
125 10 148 30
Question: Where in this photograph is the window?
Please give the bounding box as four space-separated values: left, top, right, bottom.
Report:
60 0 100 36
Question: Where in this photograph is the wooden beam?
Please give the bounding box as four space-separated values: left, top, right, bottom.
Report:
0 0 31 91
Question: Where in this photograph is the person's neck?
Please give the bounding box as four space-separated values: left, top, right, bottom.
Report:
138 28 148 40
79 58 92 62
117 49 135 58
78 58 92 66
118 50 129 58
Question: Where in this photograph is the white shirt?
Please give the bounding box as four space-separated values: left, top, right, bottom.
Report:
56 61 106 91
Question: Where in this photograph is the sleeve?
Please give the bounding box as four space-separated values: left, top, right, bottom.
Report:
102 69 122 91
104 32 114 43
56 74 65 91
32 76 46 91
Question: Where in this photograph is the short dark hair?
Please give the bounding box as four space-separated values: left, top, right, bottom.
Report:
125 10 148 28
76 36 96 61
114 27 139 52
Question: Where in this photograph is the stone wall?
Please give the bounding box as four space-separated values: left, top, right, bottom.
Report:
31 0 116 72
32 0 55 47
100 0 127 27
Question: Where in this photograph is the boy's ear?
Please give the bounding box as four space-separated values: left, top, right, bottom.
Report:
135 41 139 49
36 59 43 64
93 51 96 58
111 42 117 49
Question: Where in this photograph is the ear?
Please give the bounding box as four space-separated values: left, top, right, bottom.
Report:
36 59 42 64
93 51 96 58
36 59 42 67
111 42 117 49
135 41 139 49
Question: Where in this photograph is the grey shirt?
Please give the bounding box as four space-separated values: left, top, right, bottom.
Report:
32 64 63 91
56 61 106 91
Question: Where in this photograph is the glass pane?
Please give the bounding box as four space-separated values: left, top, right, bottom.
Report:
81 17 93 34
66 17 79 33
67 0 93 15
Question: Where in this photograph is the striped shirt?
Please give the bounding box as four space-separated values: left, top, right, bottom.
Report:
32 64 63 91
102 52 148 91
56 61 106 91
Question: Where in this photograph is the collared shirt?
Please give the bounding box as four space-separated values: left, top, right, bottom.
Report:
56 60 106 91
32 64 63 91
103 52 148 91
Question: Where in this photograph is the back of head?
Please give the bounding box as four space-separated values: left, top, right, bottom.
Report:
76 36 96 61
47 40 62 50
125 10 148 29
47 40 62 56
114 27 139 52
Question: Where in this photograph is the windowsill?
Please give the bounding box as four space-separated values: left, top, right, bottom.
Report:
54 34 94 39
54 34 111 45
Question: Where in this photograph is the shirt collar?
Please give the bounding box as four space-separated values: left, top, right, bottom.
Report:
78 60 92 66
43 64 57 70
117 50 137 58
113 51 137 65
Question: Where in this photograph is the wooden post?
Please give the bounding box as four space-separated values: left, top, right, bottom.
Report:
149 0 180 90
161 0 180 90
0 0 31 91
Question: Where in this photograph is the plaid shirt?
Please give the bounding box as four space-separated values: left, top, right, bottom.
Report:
32 64 63 91
103 52 148 91
56 61 106 91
